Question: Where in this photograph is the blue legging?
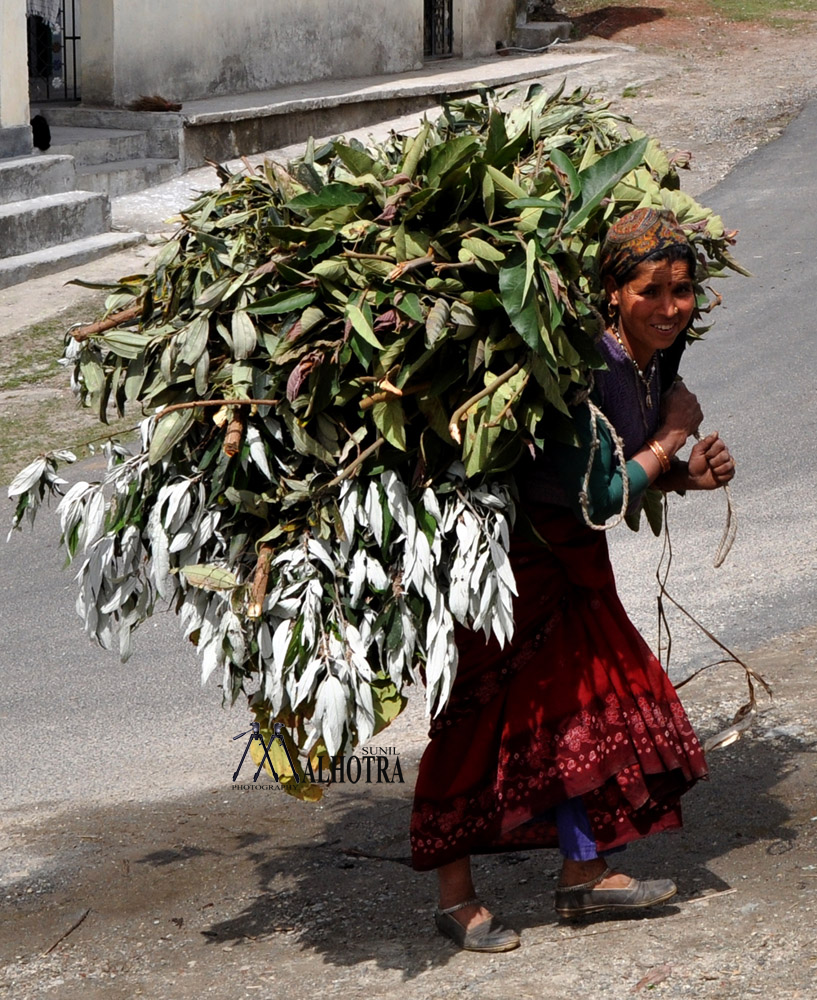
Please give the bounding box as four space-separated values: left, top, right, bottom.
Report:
555 796 626 861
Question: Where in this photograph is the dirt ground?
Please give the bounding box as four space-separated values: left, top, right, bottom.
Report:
2 625 816 1000
3 6 817 999
559 1 817 197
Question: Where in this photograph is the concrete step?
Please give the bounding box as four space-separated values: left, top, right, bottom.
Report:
0 231 144 291
49 126 148 166
0 191 111 258
75 157 182 197
36 108 183 161
514 22 573 48
0 154 77 206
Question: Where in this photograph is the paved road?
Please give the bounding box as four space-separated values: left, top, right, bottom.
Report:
1 96 815 826
609 98 817 677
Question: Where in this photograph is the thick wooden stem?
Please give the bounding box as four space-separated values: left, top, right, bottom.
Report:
247 543 274 619
447 362 522 444
223 407 246 456
153 398 279 421
70 303 143 342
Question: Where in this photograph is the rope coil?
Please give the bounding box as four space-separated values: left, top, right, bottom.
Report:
578 399 631 532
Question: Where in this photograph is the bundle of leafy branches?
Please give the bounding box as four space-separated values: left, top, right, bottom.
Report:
9 84 744 797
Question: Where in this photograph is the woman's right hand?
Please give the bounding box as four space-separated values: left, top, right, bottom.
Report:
658 382 703 451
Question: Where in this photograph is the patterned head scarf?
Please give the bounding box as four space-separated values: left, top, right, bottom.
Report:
600 207 691 284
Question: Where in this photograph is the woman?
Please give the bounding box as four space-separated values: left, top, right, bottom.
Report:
410 208 736 952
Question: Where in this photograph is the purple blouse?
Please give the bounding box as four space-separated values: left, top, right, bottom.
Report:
522 332 661 508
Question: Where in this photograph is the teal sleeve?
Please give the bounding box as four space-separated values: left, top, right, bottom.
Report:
552 405 650 524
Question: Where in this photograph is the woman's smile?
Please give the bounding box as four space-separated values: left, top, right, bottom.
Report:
605 258 696 370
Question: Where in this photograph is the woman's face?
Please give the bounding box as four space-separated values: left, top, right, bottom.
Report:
605 258 695 370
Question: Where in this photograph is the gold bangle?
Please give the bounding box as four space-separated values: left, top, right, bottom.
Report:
648 439 671 474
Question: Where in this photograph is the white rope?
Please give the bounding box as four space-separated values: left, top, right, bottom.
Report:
578 399 630 532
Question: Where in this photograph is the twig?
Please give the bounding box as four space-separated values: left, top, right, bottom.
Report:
484 372 530 428
70 304 142 342
153 398 279 421
223 407 246 457
321 437 385 491
387 254 434 282
685 888 737 905
247 543 274 619
342 251 394 262
359 378 431 411
42 908 91 955
447 363 522 444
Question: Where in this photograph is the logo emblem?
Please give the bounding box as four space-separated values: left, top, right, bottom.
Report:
232 721 300 783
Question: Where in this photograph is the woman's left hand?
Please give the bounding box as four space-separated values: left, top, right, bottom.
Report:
687 432 736 489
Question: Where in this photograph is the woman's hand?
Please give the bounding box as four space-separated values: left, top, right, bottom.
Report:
687 432 736 490
655 383 704 453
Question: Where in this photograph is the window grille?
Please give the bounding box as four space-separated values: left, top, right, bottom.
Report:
424 0 454 58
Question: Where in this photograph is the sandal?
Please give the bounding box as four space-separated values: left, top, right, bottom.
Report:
434 898 520 952
554 866 677 918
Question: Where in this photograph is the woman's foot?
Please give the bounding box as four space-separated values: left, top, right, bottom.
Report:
435 857 520 951
559 857 633 890
434 900 520 952
555 860 677 918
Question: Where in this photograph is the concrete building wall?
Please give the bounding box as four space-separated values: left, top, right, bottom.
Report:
461 0 517 56
79 0 517 107
82 0 427 106
0 0 32 156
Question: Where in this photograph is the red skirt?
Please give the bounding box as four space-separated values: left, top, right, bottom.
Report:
410 505 708 872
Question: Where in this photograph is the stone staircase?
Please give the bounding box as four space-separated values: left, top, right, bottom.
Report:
37 106 184 197
48 123 181 198
0 152 143 290
514 0 572 48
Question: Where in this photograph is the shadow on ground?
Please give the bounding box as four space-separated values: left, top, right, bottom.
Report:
189 729 804 979
569 5 665 40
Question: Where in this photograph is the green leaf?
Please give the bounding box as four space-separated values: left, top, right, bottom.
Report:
332 141 378 177
371 399 407 451
425 298 449 346
194 274 233 310
231 311 257 360
179 315 210 366
461 237 505 263
246 289 317 315
522 238 537 301
395 292 424 323
529 354 569 415
181 564 239 590
423 135 481 186
549 147 581 199
346 303 384 348
148 407 195 464
482 171 495 222
100 330 152 360
498 262 551 361
287 182 366 214
265 223 335 247
79 356 105 396
563 138 649 234
484 164 527 200
401 120 431 179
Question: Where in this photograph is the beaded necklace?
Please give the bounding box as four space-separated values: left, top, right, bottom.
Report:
613 322 657 410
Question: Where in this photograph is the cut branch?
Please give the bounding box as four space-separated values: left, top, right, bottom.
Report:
247 543 274 619
70 303 143 342
224 407 246 457
153 398 279 421
448 363 522 444
321 437 385 491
